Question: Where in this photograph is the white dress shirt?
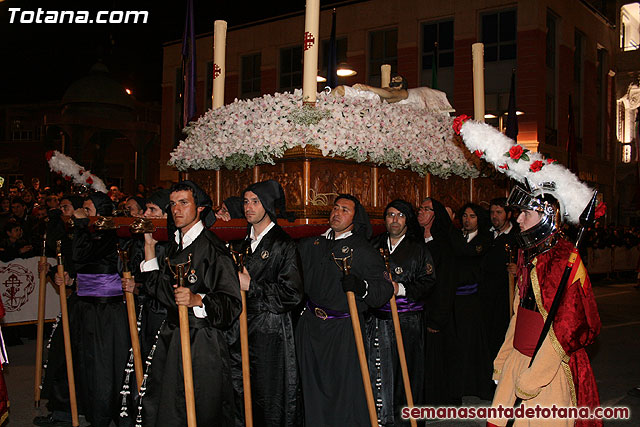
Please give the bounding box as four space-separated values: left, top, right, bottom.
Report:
140 221 209 318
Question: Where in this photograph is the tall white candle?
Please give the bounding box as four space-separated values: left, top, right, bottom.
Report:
381 64 391 88
302 0 320 105
213 20 227 109
472 43 485 122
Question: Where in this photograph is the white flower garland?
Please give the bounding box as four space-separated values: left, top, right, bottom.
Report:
169 89 478 179
46 150 108 193
456 117 593 224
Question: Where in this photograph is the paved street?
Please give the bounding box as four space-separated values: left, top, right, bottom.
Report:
2 281 639 426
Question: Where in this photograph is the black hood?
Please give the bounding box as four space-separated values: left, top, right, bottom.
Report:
147 189 171 214
87 192 114 216
243 180 295 223
61 194 84 210
222 196 245 219
334 194 372 239
170 180 216 228
384 199 421 240
428 198 452 241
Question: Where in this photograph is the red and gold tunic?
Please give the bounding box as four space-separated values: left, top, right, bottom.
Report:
489 236 601 427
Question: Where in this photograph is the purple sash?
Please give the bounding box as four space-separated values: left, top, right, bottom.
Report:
76 273 123 297
455 283 478 295
377 296 424 312
306 300 350 320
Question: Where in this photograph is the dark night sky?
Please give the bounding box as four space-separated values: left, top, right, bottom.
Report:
0 0 339 104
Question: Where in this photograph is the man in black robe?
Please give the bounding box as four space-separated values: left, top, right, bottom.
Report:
226 179 303 426
139 181 241 427
119 189 172 425
481 197 518 359
295 194 393 427
51 191 130 427
34 194 84 427
368 199 435 425
417 197 458 405
450 203 494 401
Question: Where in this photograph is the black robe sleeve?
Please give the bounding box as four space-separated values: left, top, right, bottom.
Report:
142 230 241 330
246 227 303 314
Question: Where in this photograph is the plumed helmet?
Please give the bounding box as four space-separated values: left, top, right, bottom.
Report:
507 181 562 250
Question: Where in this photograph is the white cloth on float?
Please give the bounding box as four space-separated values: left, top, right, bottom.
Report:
342 85 455 114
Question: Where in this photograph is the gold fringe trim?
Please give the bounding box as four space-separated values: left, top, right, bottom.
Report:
530 258 577 405
516 384 540 399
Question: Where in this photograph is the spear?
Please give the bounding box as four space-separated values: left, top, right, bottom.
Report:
506 192 599 427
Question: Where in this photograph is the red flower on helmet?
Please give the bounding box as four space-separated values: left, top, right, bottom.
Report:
529 160 544 172
86 177 94 185
546 158 557 164
474 150 483 158
452 115 471 135
509 145 524 160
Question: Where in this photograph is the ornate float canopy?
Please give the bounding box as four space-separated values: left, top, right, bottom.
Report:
169 89 479 179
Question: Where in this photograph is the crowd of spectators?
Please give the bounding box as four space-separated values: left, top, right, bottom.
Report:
0 177 161 263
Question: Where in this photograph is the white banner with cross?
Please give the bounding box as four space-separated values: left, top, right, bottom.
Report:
0 257 60 325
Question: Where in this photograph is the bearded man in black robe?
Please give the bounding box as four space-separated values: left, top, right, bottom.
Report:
139 181 241 426
368 199 435 425
226 179 303 426
295 194 393 427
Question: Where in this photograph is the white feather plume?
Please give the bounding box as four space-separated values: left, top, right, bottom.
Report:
46 151 108 193
458 120 593 224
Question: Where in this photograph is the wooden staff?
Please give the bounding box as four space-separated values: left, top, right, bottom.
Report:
380 248 417 427
505 244 515 318
337 253 378 427
117 247 144 393
34 235 47 407
231 246 253 427
55 240 79 427
168 256 197 427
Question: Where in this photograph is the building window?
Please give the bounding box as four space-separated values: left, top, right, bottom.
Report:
574 30 585 153
481 10 517 62
421 19 454 97
368 28 397 87
621 3 640 51
241 53 262 99
596 47 608 158
320 37 348 80
545 11 559 146
279 45 303 93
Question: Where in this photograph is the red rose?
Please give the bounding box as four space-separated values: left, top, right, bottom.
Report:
64 175 71 181
452 114 470 135
529 160 544 172
86 177 94 185
595 202 607 219
45 151 54 161
498 163 509 170
546 158 557 164
474 150 483 158
508 145 524 160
